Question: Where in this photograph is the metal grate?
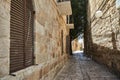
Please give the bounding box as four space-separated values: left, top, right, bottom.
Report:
10 0 34 73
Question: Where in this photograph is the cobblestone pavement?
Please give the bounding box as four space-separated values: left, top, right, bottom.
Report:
54 51 120 80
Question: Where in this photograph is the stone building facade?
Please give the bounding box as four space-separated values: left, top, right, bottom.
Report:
0 0 73 80
72 39 82 51
85 0 120 76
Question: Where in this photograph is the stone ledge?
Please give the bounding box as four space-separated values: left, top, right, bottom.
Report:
0 55 68 80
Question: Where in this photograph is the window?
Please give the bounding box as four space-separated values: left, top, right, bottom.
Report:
66 15 74 24
10 0 34 73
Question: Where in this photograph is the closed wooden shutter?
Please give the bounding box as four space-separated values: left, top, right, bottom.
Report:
24 0 34 67
10 0 34 73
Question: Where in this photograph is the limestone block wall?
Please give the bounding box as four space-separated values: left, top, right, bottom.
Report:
0 0 10 77
72 39 81 51
0 0 69 80
86 0 120 75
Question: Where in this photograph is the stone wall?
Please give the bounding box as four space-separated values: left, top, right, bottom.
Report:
85 0 120 76
72 39 82 51
0 0 70 80
0 0 10 77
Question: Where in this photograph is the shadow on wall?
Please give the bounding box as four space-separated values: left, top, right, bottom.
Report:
84 2 120 77
85 29 120 76
111 30 117 50
85 24 120 77
84 0 93 56
89 43 120 76
119 9 120 26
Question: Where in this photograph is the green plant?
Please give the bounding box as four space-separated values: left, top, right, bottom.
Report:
70 0 88 40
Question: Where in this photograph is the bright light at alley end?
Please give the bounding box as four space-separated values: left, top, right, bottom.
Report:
95 10 103 18
116 0 120 9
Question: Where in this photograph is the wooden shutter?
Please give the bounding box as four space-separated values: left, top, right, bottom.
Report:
24 0 34 67
10 0 34 73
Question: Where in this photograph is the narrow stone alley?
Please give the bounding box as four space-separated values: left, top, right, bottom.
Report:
54 51 119 80
1 0 120 80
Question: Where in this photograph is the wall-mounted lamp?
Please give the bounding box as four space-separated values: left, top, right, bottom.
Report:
116 0 120 9
95 10 103 18
95 10 113 32
95 10 111 19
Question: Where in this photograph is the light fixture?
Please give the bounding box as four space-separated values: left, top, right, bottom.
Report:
95 10 103 18
116 0 120 9
95 10 112 30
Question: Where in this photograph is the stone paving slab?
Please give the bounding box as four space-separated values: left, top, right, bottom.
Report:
54 52 120 80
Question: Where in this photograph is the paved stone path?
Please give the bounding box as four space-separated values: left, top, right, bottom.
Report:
54 51 120 80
